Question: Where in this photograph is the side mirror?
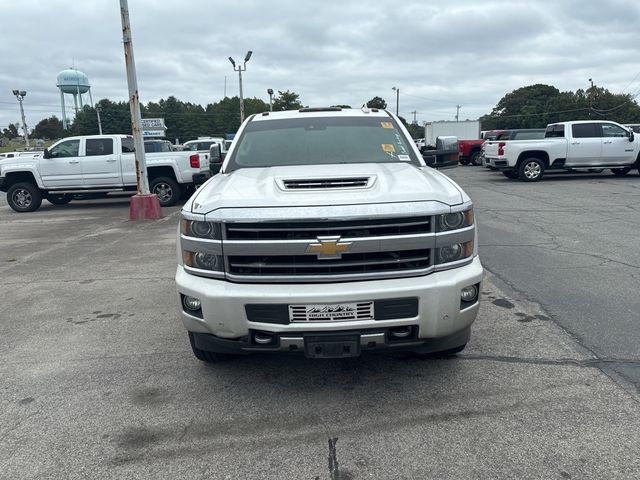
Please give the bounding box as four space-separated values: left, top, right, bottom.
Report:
43 148 51 159
629 131 635 142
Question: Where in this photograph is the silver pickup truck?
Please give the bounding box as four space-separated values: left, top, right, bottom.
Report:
175 107 483 361
0 134 211 212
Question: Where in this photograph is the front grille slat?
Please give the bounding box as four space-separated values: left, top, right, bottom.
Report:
226 216 430 241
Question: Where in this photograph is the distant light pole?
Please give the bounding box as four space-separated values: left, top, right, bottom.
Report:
455 105 462 121
588 78 594 118
392 86 399 116
267 88 274 111
95 104 103 135
229 51 252 123
12 90 30 148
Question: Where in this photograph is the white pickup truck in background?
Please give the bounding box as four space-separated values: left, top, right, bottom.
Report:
484 120 640 181
0 134 211 212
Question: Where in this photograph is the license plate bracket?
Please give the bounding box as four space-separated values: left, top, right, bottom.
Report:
304 335 360 359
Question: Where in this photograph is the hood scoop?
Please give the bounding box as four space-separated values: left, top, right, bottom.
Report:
278 176 375 190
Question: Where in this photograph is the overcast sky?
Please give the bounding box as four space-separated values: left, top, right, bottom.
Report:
2 0 640 134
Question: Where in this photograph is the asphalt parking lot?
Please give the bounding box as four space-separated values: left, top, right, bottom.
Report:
1 170 639 479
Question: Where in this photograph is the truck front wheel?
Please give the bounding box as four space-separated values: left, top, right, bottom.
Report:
518 158 545 182
150 176 181 206
470 151 482 166
188 332 232 363
7 182 42 212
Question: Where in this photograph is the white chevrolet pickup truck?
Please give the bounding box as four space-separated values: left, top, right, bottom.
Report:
484 120 640 181
175 107 483 361
0 134 211 212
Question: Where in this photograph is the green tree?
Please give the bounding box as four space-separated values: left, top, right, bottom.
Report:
32 116 65 140
366 96 387 109
272 90 303 111
2 123 19 139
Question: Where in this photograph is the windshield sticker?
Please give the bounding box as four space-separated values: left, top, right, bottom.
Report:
398 154 411 162
394 132 408 154
381 144 396 154
381 122 394 129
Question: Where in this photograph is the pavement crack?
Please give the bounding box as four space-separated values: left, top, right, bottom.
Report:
328 437 340 480
458 354 640 370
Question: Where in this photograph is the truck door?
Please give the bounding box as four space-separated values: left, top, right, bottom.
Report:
566 123 601 166
81 138 122 186
40 138 82 187
600 123 636 165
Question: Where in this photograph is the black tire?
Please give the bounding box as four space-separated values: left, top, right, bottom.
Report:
47 194 72 205
611 167 631 177
470 151 482 166
150 176 181 206
7 182 42 212
459 158 470 166
188 332 232 363
502 170 518 179
518 157 545 182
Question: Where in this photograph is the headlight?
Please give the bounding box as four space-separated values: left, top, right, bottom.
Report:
436 208 473 232
183 251 224 272
435 241 474 265
181 218 221 239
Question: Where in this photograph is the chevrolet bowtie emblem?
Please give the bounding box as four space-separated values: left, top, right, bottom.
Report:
306 236 353 259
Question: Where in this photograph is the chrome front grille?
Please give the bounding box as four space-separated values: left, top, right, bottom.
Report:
223 217 435 283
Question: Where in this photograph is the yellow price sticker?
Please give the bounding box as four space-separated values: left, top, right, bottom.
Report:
381 122 394 129
381 144 396 153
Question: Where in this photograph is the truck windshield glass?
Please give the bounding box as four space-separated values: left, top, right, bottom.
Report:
226 116 420 171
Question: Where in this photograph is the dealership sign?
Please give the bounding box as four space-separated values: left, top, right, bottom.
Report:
141 118 166 137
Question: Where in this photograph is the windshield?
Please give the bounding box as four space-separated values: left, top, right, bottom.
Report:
225 116 420 171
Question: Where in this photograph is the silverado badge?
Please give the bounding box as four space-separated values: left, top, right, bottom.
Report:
306 236 353 260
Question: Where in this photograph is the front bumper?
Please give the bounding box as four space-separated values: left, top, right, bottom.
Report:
176 256 483 352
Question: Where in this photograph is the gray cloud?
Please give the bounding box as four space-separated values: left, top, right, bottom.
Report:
1 0 639 131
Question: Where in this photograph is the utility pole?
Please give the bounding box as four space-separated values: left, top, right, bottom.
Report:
12 90 30 149
392 86 399 116
411 110 417 124
229 51 252 123
455 105 461 121
120 0 161 219
95 104 103 135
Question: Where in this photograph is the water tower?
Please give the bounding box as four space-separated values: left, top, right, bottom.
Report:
56 68 93 128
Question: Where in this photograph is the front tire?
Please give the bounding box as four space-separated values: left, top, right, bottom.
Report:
47 194 72 205
150 176 181 206
459 157 470 166
7 182 42 212
611 167 631 177
470 151 482 166
518 157 545 182
188 333 232 363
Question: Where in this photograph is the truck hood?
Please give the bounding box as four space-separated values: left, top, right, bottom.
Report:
188 163 464 215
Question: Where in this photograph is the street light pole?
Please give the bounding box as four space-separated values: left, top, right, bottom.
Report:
267 88 273 111
95 104 103 135
12 90 30 149
229 51 252 123
588 78 594 118
392 86 399 116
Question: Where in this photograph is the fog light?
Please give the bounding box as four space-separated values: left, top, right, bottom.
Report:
460 285 479 303
183 295 201 311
